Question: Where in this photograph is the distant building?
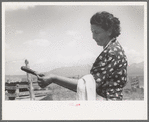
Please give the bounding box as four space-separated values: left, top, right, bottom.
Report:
21 78 27 82
124 76 141 93
130 76 140 89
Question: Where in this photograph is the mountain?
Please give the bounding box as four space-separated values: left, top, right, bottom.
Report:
127 62 144 76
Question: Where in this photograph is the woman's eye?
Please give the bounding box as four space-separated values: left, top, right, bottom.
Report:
91 30 100 34
94 31 99 34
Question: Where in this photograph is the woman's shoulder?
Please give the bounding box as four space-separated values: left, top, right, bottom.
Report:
106 40 124 55
106 40 127 60
108 40 123 50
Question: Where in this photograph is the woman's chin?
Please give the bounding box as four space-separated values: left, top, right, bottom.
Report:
97 43 102 46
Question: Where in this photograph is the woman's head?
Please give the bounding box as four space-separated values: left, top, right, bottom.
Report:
90 11 121 39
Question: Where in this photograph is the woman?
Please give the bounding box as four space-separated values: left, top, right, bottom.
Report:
37 11 128 101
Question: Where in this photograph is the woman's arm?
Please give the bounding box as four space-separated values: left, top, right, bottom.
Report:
37 74 78 92
54 75 78 92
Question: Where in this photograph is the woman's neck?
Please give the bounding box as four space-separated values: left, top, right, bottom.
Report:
103 38 115 49
103 38 111 48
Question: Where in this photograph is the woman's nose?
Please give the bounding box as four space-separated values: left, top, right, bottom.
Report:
92 33 96 40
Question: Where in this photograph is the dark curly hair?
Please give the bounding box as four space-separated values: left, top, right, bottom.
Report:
90 11 121 38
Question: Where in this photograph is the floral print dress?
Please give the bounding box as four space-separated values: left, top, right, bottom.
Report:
90 38 128 100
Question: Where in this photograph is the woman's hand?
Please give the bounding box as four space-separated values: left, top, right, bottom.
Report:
36 73 53 88
35 72 45 77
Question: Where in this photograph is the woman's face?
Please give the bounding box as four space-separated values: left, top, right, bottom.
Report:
91 24 111 47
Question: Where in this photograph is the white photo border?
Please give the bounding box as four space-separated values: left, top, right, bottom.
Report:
2 2 148 120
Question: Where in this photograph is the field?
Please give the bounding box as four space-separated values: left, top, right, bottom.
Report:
51 84 144 101
5 83 144 101
5 75 144 101
50 84 144 101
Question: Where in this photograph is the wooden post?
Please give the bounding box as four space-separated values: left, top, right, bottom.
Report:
25 59 35 100
16 84 20 97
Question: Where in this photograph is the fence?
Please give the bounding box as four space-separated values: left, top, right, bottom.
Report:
5 82 52 100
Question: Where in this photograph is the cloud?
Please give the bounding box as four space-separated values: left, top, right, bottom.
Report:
15 30 23 34
5 59 25 63
66 30 83 41
35 58 48 64
67 40 77 48
5 42 10 49
24 39 51 47
5 3 35 11
55 52 96 65
66 30 78 36
32 50 96 72
123 47 144 64
39 30 47 36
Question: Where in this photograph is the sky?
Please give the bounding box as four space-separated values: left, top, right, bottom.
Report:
3 2 146 75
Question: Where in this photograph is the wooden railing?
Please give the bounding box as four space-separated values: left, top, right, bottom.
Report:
5 83 52 100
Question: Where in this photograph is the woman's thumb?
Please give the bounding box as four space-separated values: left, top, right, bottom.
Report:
37 74 42 80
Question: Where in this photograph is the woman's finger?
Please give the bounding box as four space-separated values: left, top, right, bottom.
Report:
37 81 44 88
39 73 45 77
38 82 46 88
36 72 45 77
37 74 43 80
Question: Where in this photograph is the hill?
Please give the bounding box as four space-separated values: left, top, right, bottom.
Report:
127 61 144 76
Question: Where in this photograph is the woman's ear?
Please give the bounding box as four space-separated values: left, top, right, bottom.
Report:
107 28 112 36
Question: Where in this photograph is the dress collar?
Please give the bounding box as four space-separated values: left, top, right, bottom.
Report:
103 38 116 50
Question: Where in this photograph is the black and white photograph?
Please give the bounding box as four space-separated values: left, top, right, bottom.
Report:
2 2 147 120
